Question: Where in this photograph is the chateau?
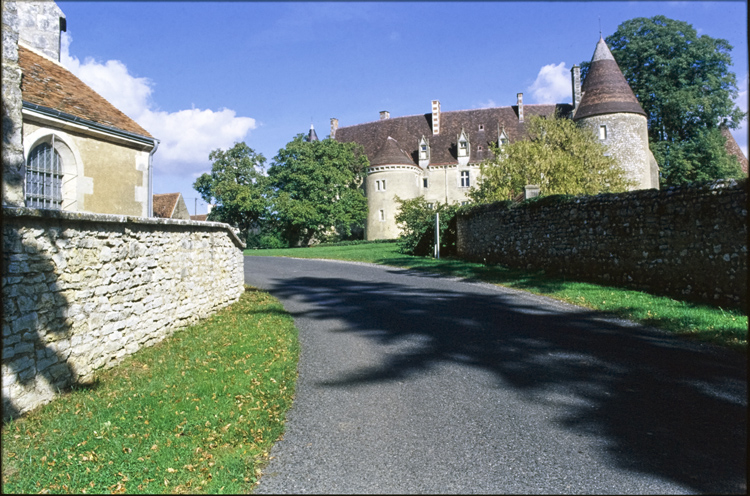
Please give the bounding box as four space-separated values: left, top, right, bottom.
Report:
332 37 659 240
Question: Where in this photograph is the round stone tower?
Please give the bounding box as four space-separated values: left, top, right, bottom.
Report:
365 137 421 240
573 37 659 190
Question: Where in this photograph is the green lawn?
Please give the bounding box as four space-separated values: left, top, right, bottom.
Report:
246 243 747 351
2 287 299 494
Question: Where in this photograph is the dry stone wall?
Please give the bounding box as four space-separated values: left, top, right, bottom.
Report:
457 179 747 310
2 208 245 419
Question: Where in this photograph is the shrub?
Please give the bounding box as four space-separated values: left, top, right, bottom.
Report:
395 197 460 256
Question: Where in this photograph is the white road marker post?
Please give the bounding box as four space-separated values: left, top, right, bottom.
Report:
434 212 440 259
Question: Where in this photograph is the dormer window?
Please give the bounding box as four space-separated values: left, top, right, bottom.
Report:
418 136 430 166
498 127 509 148
457 128 470 159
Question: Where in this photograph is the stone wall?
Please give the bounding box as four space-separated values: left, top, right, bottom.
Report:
2 208 245 419
457 179 747 310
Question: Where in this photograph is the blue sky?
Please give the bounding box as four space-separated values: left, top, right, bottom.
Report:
57 1 748 216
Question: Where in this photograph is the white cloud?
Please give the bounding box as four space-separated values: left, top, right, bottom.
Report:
60 33 257 177
474 99 497 109
528 62 572 104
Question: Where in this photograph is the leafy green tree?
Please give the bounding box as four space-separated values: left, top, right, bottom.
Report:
193 142 267 236
394 197 460 256
268 134 368 246
469 115 632 203
582 16 746 184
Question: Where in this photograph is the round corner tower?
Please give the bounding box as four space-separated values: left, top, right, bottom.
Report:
365 137 421 240
573 37 659 190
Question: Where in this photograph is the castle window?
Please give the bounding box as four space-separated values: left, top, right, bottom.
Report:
599 125 607 140
423 178 428 188
379 209 385 221
420 144 428 160
458 141 468 155
460 170 470 188
478 124 484 130
26 142 63 210
427 203 434 209
375 179 386 191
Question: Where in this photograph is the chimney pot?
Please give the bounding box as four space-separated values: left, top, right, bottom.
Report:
571 66 582 112
380 111 390 120
330 118 339 139
432 100 441 135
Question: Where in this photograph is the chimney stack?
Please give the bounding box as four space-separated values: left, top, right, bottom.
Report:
431 100 441 135
380 110 390 120
330 118 339 139
517 93 524 123
571 65 582 112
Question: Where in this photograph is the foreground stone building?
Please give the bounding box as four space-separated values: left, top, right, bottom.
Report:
334 37 659 240
2 1 158 216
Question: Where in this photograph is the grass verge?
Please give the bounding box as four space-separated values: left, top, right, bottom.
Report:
246 243 747 351
2 287 299 494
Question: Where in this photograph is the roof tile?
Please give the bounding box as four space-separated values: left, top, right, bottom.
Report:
19 45 152 138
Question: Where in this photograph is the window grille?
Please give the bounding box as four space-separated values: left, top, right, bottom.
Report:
26 142 63 210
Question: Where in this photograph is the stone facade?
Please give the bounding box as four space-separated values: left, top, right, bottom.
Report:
457 179 747 310
2 208 245 419
576 113 659 190
2 0 25 207
16 0 65 61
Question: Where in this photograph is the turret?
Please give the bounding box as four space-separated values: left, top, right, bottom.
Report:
574 37 658 190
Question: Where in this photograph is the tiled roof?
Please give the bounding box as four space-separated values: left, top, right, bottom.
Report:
153 193 181 218
335 104 571 167
573 38 646 121
371 137 417 166
190 214 208 222
721 126 748 174
18 45 152 138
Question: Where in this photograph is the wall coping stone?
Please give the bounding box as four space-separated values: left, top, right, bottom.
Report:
2 207 246 249
459 178 746 217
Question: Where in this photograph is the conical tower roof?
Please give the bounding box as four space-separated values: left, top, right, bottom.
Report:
370 137 416 167
307 124 319 142
573 37 646 121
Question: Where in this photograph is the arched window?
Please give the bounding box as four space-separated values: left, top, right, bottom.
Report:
26 142 63 209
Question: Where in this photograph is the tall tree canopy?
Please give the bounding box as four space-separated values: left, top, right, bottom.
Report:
583 16 745 185
469 115 632 204
193 142 267 235
268 134 368 245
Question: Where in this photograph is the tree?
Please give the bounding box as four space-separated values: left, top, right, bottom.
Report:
193 142 267 236
267 134 368 246
394 197 460 256
469 114 632 204
582 16 746 184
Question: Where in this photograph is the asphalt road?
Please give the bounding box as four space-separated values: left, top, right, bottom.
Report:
244 256 747 494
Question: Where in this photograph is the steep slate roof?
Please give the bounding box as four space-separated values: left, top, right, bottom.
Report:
307 124 319 142
371 137 417 166
721 126 748 174
153 193 181 218
335 104 571 167
573 37 646 121
18 45 152 138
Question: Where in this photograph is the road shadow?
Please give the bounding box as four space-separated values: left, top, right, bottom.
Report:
265 273 747 494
